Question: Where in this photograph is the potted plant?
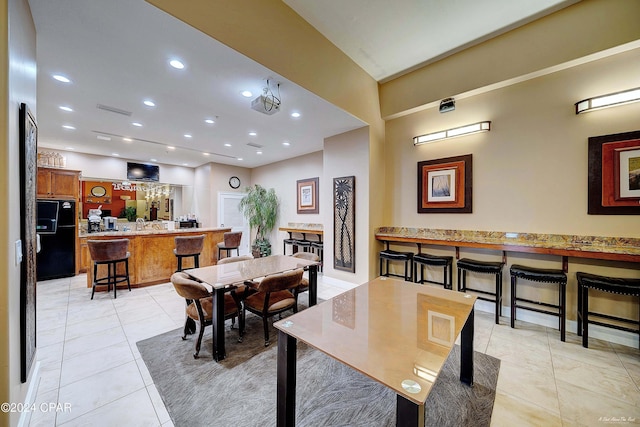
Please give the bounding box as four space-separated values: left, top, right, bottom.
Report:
239 184 279 257
120 206 137 222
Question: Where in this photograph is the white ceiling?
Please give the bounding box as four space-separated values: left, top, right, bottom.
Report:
28 0 575 170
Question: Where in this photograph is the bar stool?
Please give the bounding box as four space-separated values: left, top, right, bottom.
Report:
284 232 306 255
379 242 413 282
217 231 242 260
457 258 505 324
413 244 452 289
87 239 131 299
310 241 324 272
174 234 205 272
510 264 567 341
577 272 640 349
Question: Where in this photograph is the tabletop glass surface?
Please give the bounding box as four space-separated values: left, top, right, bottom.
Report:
186 255 319 289
274 277 476 404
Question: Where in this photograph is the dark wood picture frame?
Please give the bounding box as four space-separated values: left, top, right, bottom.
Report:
19 103 38 382
417 154 472 213
297 177 319 214
334 176 355 272
588 130 640 215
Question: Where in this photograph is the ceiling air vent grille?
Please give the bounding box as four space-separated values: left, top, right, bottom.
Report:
96 103 132 116
246 142 263 148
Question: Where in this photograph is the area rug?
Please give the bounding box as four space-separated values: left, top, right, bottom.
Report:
137 307 500 427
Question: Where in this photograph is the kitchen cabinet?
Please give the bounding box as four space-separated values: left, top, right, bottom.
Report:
78 237 90 274
37 167 80 199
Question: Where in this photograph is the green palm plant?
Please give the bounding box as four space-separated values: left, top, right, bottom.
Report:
239 184 279 257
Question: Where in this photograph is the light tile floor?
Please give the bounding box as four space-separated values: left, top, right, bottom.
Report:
29 275 639 426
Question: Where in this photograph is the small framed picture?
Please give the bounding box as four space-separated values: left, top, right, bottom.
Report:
297 177 319 214
417 154 472 213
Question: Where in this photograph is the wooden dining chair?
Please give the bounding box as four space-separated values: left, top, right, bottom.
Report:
242 269 303 347
170 272 243 359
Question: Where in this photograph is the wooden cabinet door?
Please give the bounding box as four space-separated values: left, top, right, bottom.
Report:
78 238 90 273
36 168 52 197
50 169 79 199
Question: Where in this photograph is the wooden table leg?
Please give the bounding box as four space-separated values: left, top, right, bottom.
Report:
277 330 297 427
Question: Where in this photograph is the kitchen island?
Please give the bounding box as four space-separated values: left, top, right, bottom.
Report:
79 227 231 289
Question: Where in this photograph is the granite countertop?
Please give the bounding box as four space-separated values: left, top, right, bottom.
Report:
375 227 640 257
79 227 230 238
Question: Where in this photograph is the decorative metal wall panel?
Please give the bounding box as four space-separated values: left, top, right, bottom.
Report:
333 176 355 272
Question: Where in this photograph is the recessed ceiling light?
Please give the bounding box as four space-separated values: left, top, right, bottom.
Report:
62 125 75 130
182 163 188 166
291 112 301 118
167 146 176 150
112 153 120 157
205 119 215 124
132 122 142 127
53 74 71 83
248 132 257 136
169 59 184 69
150 158 157 162
143 100 156 107
282 141 290 146
224 143 231 147
241 91 253 98
184 134 192 138
123 138 132 142
65 147 74 150
203 152 210 156
237 158 243 161
256 151 263 155
97 135 111 141
59 106 73 112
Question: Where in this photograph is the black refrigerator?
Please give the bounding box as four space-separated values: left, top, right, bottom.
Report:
36 199 76 280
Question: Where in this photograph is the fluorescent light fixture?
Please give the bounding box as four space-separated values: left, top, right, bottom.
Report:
413 121 491 145
575 87 640 114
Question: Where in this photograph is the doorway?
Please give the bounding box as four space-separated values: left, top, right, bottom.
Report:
218 192 250 255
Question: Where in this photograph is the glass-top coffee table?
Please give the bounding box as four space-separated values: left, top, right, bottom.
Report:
274 276 476 426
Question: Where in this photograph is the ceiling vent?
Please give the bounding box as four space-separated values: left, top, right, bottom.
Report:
246 142 263 148
97 103 132 116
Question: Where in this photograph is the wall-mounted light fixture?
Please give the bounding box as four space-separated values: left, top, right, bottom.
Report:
575 87 640 114
413 121 491 145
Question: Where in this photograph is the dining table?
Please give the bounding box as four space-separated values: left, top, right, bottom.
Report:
186 254 320 361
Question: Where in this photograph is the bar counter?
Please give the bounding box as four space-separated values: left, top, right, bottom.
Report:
80 227 231 288
375 227 640 264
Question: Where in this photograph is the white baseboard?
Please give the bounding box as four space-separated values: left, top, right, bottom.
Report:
473 301 639 349
17 361 41 427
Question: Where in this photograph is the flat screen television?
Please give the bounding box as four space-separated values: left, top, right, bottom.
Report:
127 162 159 182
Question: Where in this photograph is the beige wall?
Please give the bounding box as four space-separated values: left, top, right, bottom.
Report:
323 127 371 284
385 47 640 237
250 151 324 254
2 0 37 424
193 162 251 227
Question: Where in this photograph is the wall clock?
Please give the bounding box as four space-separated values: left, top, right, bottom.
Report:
229 176 241 189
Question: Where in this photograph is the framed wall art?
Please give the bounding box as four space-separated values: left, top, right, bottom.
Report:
588 130 640 215
19 103 38 382
334 176 355 272
296 177 319 214
417 154 472 213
